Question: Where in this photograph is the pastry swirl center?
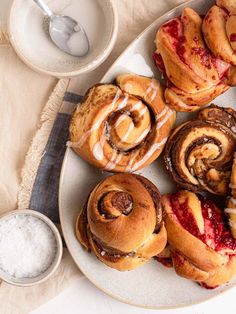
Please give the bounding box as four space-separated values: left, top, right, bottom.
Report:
98 191 133 218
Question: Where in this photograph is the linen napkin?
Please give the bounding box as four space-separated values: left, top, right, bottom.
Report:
0 1 187 313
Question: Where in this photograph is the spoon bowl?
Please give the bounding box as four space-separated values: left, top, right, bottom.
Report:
33 0 90 57
49 15 89 57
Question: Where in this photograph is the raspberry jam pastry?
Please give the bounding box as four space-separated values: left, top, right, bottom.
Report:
203 0 236 67
164 105 236 195
69 74 176 172
75 173 167 271
154 8 231 112
226 153 236 238
162 190 236 288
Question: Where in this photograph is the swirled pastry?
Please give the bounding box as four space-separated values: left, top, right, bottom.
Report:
164 105 236 196
225 153 236 238
203 0 236 65
69 74 176 172
75 173 167 271
154 8 230 112
162 190 236 288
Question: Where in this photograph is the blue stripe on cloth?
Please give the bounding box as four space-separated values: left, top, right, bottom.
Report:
63 92 83 104
29 111 73 223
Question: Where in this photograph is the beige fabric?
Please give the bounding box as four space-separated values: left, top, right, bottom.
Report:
0 1 186 313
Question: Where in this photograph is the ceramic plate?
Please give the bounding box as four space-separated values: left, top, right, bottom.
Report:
59 0 236 308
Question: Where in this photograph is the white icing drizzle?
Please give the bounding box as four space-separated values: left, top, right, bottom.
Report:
130 101 143 112
114 114 127 128
125 150 140 172
92 142 104 161
139 106 148 117
229 220 236 228
156 109 174 130
70 90 122 148
131 137 168 171
155 106 169 121
134 127 150 144
121 123 135 142
225 208 236 214
118 94 129 110
229 197 236 205
150 88 157 102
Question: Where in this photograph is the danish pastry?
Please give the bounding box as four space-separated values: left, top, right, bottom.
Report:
69 74 176 172
155 8 230 112
164 105 236 195
76 173 167 271
162 190 236 288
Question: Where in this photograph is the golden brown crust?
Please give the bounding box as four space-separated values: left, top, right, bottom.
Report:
75 173 167 271
225 153 236 238
202 5 236 65
164 105 236 196
69 74 176 172
162 190 236 288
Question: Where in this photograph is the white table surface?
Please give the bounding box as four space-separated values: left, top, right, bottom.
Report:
2 1 236 313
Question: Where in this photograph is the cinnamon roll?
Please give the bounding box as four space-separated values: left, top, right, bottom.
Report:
154 8 230 112
203 0 236 65
162 190 236 288
164 105 236 196
75 173 167 271
225 153 236 238
69 74 176 172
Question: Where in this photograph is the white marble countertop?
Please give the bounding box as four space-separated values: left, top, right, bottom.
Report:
1 1 236 313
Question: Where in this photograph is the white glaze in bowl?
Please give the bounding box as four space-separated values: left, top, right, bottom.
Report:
8 0 118 77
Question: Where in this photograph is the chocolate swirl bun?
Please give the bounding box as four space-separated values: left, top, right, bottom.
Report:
69 74 176 172
76 174 167 271
225 153 236 238
203 0 236 66
154 8 230 112
162 190 236 288
164 105 236 196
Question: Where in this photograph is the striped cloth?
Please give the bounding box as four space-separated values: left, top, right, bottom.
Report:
28 91 83 223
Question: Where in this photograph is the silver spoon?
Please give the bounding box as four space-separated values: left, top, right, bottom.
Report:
33 0 89 57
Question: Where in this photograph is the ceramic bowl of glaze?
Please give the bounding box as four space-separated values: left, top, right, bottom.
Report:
0 209 63 287
8 0 118 78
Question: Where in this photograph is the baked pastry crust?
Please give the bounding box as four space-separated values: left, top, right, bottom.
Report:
162 190 236 288
75 173 167 271
164 105 236 196
155 8 230 112
225 153 236 238
203 1 236 65
69 74 175 172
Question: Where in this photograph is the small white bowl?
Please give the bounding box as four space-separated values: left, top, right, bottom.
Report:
8 0 118 78
0 209 63 287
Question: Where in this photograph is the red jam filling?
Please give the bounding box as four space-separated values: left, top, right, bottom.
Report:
192 47 212 70
153 52 166 74
230 33 236 42
200 282 218 290
162 18 186 64
169 193 236 252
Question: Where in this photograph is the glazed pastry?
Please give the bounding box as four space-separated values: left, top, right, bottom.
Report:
203 0 236 65
69 74 176 172
154 8 230 112
162 190 236 288
75 173 167 271
225 153 236 238
164 105 236 196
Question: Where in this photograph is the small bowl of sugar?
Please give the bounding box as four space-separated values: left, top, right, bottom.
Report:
0 210 63 286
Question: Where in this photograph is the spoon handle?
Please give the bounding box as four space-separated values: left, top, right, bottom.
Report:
33 0 53 17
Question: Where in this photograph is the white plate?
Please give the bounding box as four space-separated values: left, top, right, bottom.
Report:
59 0 236 309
